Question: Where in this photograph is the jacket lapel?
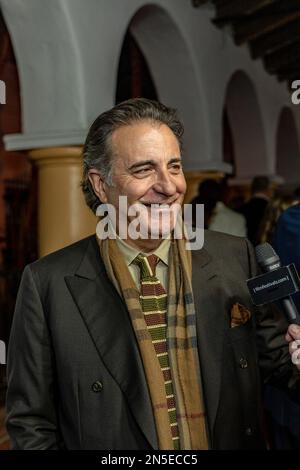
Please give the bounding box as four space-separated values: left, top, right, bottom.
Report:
192 248 226 446
65 236 226 449
65 236 158 449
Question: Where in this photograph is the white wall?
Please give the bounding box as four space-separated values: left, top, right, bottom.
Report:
1 0 300 182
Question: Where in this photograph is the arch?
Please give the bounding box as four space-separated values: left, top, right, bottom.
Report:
1 0 208 162
276 107 300 186
124 4 208 170
115 28 158 104
0 0 86 143
224 70 268 179
0 10 37 349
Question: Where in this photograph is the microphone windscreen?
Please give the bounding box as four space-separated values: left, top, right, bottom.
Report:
255 243 280 270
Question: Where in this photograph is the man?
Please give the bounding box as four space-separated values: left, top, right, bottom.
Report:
240 176 273 245
6 98 300 450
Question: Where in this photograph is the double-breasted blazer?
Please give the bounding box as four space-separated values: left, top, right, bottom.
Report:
6 231 291 449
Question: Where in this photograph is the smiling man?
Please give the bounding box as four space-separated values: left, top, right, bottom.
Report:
87 103 186 250
6 98 300 450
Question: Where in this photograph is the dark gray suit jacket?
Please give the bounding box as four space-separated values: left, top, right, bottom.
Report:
6 231 291 449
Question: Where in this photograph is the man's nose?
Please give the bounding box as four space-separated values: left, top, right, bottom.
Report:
152 170 177 196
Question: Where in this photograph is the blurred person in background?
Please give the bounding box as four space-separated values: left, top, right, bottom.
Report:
257 195 300 245
240 176 274 246
191 179 247 237
273 201 300 313
294 186 300 197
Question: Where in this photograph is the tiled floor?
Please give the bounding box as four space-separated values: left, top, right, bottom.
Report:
0 407 9 450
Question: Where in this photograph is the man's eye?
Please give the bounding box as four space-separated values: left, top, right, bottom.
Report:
169 164 182 172
134 168 152 175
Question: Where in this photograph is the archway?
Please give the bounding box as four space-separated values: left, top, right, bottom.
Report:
0 12 37 447
115 28 157 103
224 70 267 180
116 4 208 172
276 107 300 188
0 11 37 338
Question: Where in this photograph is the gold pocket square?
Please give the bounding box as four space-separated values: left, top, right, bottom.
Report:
230 302 252 328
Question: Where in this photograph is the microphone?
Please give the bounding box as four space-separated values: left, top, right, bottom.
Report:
247 243 300 325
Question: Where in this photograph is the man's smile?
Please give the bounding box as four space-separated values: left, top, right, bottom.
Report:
139 198 181 208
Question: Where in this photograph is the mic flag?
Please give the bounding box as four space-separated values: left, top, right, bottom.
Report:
247 242 300 325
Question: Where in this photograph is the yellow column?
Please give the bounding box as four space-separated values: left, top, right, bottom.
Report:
29 146 97 257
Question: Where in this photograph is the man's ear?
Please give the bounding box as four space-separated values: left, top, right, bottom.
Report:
88 170 108 203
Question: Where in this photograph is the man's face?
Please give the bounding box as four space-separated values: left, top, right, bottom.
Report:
92 120 186 241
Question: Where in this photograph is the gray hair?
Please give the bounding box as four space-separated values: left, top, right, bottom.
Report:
81 97 184 213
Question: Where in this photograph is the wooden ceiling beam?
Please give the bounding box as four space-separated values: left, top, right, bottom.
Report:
212 0 276 26
232 2 300 45
214 0 273 23
250 18 300 59
277 62 300 82
198 0 300 84
277 67 300 82
264 39 300 73
191 0 210 7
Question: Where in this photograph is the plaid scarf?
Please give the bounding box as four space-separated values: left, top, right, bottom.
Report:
97 235 209 450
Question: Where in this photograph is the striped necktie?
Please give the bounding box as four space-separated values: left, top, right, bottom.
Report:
133 253 180 450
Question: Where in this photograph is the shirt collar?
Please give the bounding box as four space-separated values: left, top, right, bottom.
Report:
116 234 170 268
109 219 170 267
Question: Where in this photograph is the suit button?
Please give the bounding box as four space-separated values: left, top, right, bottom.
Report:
92 381 103 392
239 357 248 369
245 427 253 436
